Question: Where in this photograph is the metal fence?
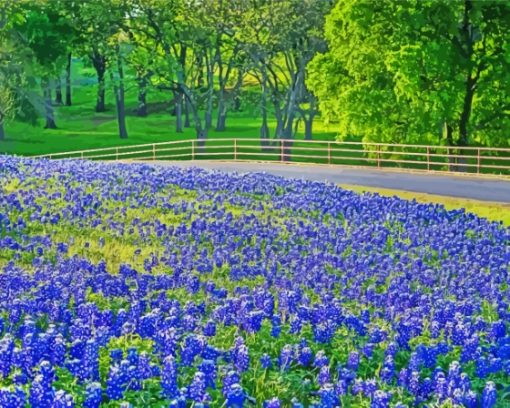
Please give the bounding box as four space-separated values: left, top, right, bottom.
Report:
37 138 510 176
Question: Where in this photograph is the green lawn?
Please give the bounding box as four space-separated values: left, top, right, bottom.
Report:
1 61 337 156
2 62 508 177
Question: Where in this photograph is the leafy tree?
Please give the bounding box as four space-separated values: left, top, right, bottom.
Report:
197 0 246 132
15 1 72 129
238 0 330 143
74 0 126 113
130 0 217 141
309 0 510 151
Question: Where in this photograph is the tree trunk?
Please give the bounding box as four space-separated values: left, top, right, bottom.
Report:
184 97 191 128
303 95 317 140
187 98 206 145
232 69 243 112
92 51 107 112
216 96 227 132
178 69 206 146
174 91 183 133
205 110 212 130
0 121 4 140
304 118 313 140
204 76 213 129
196 55 204 89
457 73 476 173
260 84 270 147
43 82 57 129
455 0 476 172
444 123 457 172
233 94 241 112
96 71 106 112
136 76 148 117
274 106 285 139
111 57 128 139
55 78 63 104
65 52 72 106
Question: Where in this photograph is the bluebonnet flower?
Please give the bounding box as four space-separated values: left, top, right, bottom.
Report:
313 351 329 368
203 320 216 337
371 390 391 408
83 382 102 408
1 155 509 407
260 353 272 369
463 390 478 408
351 378 363 396
318 366 330 386
187 371 210 403
0 386 26 408
161 355 179 399
234 344 250 373
199 359 217 389
52 390 74 407
225 383 245 407
279 345 293 370
263 397 281 408
271 315 282 338
222 371 240 397
29 374 54 407
318 383 339 408
106 366 124 400
298 346 313 366
481 381 497 408
347 351 359 371
137 352 152 380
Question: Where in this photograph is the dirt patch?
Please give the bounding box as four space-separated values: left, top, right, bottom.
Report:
92 116 116 126
129 101 172 116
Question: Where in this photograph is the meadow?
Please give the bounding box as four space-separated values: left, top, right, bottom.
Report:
0 155 508 407
1 61 337 157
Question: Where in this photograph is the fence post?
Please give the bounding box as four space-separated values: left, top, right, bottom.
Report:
49 154 52 160
116 147 119 161
426 146 430 171
234 138 237 161
81 151 84 160
152 144 156 161
376 144 381 168
191 140 195 160
477 148 481 174
328 142 332 165
280 139 284 163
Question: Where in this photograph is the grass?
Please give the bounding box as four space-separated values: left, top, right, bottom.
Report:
340 184 510 226
1 60 337 156
2 60 508 176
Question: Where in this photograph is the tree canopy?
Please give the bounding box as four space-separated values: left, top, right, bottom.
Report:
308 0 510 147
0 0 508 148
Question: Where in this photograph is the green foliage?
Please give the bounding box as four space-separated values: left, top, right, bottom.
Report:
2 0 510 149
308 0 510 147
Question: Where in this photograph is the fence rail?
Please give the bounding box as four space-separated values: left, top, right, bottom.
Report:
36 138 510 176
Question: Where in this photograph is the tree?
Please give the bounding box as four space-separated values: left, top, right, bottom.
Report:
16 2 72 129
196 0 246 132
131 0 215 142
308 0 510 152
238 0 330 144
53 0 81 107
0 2 39 140
75 0 124 113
73 0 130 138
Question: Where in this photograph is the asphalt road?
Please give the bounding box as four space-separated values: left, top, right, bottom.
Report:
151 161 510 203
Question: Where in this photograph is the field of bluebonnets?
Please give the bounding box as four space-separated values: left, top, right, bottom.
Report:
0 155 509 408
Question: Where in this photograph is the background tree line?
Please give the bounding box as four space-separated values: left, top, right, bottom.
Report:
1 0 508 149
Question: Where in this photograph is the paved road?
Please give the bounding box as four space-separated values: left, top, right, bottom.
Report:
151 161 510 203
